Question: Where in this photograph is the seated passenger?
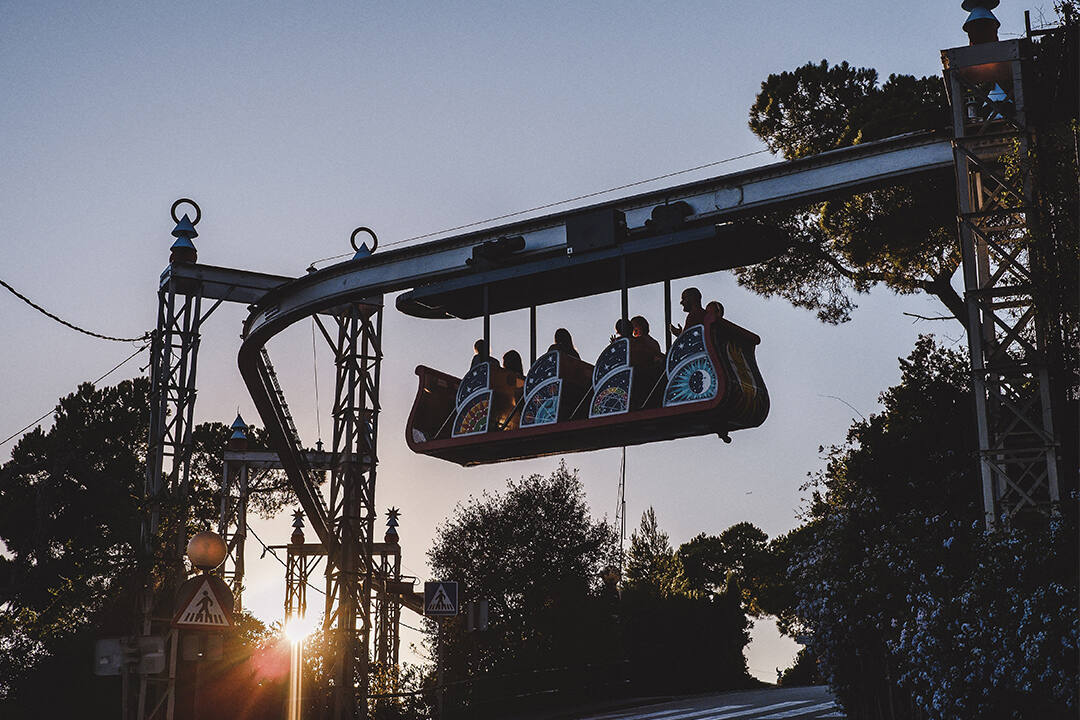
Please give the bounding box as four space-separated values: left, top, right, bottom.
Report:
609 317 633 344
548 328 581 359
631 315 663 358
669 287 706 337
471 339 499 368
502 350 524 377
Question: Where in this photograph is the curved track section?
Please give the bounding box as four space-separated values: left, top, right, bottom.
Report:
238 129 953 544
238 252 462 548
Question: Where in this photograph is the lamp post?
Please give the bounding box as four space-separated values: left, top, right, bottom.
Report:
174 532 232 720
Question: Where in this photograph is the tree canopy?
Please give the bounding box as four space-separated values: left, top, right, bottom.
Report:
427 462 619 716
0 377 287 716
427 471 758 716
739 60 964 326
679 522 768 606
623 507 688 598
619 509 754 694
782 336 1078 718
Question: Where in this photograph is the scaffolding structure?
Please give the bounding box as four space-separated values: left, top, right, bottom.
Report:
136 210 415 720
137 213 215 720
218 445 336 609
944 37 1063 525
285 543 326 622
323 303 383 716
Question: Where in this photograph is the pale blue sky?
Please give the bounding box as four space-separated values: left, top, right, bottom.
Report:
1 0 1011 681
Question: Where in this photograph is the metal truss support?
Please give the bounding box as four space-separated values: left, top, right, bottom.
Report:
944 39 1062 526
219 447 336 611
372 543 403 689
139 263 222 720
323 301 383 719
285 543 326 621
218 455 250 608
144 275 204 576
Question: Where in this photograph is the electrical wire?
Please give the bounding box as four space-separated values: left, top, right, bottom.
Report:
307 147 773 268
0 342 150 448
247 526 430 618
0 277 149 343
247 525 326 596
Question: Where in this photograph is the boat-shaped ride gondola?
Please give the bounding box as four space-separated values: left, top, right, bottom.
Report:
405 311 769 466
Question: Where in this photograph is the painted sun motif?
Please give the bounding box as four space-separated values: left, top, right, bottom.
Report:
453 393 490 436
664 357 718 406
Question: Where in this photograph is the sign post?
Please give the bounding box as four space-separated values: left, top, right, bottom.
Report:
423 581 459 617
424 581 459 718
171 573 233 720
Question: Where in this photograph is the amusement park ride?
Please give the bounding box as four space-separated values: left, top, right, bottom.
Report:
135 4 1067 718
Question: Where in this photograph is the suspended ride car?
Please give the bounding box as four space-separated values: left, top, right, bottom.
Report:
401 212 782 465
405 310 768 466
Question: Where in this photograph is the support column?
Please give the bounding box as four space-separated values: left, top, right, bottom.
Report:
325 300 383 719
944 36 1062 526
218 416 251 609
138 211 208 720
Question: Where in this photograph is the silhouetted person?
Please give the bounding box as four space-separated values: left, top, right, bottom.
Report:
669 287 705 337
631 315 662 357
549 328 580 359
705 301 724 319
609 317 633 344
502 350 524 376
472 339 497 368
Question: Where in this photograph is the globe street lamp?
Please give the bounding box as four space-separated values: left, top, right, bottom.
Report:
186 531 227 573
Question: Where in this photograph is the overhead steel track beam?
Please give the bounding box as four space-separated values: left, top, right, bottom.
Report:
242 130 952 338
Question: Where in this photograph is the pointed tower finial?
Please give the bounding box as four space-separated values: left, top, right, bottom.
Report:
962 1 1001 44
291 509 306 545
169 199 201 264
350 227 378 261
229 413 248 449
384 507 400 544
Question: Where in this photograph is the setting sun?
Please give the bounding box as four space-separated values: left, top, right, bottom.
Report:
283 615 317 644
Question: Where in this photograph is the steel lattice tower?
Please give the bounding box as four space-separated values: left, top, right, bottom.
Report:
944 33 1063 525
138 213 217 720
218 420 250 608
324 303 383 718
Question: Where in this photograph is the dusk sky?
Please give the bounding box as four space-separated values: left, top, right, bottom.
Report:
0 1 1014 680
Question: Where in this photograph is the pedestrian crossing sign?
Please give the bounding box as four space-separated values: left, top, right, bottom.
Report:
173 576 233 630
424 581 459 617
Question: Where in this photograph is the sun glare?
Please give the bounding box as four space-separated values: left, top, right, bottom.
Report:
284 615 316 644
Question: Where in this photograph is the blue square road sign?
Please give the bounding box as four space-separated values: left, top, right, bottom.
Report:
424 581 459 617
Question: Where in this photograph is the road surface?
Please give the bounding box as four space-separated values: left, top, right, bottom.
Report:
565 686 843 720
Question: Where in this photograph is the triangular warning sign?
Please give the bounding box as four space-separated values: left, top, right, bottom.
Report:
428 585 454 612
173 577 231 629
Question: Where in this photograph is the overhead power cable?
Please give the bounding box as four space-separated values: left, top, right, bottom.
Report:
247 526 326 597
308 147 773 268
0 277 149 343
0 342 150 448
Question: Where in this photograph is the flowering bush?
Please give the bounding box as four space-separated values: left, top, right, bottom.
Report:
790 337 1078 719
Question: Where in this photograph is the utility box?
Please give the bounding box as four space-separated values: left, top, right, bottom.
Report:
465 600 489 632
566 208 626 256
94 636 166 676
